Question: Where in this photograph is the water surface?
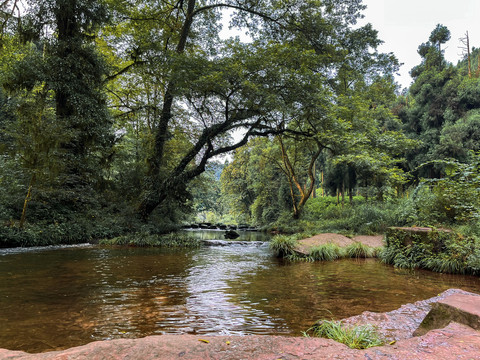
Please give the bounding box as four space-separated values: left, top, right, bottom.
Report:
1 233 479 353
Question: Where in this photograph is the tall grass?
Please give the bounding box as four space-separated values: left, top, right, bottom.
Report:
345 242 378 258
305 320 384 349
308 243 345 261
99 232 200 248
269 235 299 257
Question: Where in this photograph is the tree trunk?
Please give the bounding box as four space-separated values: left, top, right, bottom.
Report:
19 173 36 228
277 136 322 219
138 0 197 219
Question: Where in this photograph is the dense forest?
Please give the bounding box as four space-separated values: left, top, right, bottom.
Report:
1 0 480 246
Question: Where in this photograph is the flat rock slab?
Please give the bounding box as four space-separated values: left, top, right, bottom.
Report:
295 233 383 255
1 322 480 360
351 235 384 248
343 288 479 342
414 293 480 336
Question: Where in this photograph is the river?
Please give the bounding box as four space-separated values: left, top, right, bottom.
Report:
1 230 479 353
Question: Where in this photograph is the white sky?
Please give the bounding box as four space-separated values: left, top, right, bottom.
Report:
361 0 480 89
222 1 480 90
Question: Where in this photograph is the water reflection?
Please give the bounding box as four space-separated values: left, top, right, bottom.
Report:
183 229 270 242
0 239 479 353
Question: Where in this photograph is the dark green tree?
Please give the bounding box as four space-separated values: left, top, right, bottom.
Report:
2 0 113 225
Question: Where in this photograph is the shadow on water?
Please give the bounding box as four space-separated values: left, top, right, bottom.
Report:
0 233 479 353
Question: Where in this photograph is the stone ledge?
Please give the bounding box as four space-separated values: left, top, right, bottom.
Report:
414 293 480 336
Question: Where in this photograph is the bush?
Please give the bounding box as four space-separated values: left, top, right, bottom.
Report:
380 227 479 274
305 320 384 349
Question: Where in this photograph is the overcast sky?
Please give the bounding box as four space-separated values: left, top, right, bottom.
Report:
361 0 480 89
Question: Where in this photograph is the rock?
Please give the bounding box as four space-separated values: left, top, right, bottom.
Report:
294 233 354 255
224 230 240 239
2 323 480 360
385 226 452 249
413 293 480 336
342 288 477 341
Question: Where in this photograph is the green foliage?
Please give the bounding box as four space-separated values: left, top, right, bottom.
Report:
345 242 378 258
301 197 405 235
308 243 345 261
305 320 384 349
269 234 299 258
0 216 127 248
410 154 480 224
380 227 480 274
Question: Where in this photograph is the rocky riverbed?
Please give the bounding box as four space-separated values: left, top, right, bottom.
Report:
1 289 479 359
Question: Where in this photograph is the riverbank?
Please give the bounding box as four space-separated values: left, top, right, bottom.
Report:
1 289 479 359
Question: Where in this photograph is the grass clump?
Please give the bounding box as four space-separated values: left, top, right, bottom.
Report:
100 232 200 248
345 242 378 258
308 243 345 261
269 234 299 257
305 320 384 350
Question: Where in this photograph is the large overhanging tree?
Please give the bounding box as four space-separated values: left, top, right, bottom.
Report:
103 0 388 221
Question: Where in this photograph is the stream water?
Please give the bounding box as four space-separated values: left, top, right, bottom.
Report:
1 231 480 353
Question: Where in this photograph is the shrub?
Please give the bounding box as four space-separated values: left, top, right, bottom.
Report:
380 227 479 274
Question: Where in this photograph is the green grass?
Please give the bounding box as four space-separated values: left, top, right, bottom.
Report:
99 232 200 248
269 235 299 257
344 242 378 258
305 320 384 349
308 243 345 261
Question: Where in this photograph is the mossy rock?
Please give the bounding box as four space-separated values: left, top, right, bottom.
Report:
385 227 454 253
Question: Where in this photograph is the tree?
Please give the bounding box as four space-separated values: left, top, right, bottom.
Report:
101 0 385 221
2 0 113 224
429 24 450 52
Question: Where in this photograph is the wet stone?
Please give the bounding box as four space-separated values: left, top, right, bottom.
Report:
414 293 480 336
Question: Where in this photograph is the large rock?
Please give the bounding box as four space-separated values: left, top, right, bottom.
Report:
224 230 240 239
385 226 453 250
1 323 480 360
343 288 477 341
414 293 480 336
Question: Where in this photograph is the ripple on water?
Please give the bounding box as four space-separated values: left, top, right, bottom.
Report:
0 236 479 353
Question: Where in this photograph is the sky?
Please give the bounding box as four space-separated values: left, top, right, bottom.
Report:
361 0 480 89
221 0 480 90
